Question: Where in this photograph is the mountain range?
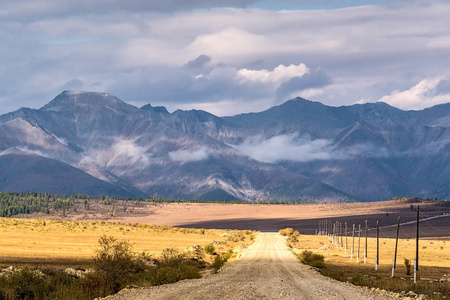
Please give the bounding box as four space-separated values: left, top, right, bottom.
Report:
0 90 449 202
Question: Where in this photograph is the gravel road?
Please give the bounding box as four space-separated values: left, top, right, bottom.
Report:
103 233 396 300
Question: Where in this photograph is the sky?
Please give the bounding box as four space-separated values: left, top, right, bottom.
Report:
1 0 450 116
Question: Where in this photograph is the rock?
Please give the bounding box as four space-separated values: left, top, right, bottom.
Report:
406 290 417 298
318 245 332 250
417 294 430 300
65 268 86 278
184 244 205 259
440 274 450 282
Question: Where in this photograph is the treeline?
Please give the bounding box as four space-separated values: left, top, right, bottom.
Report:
0 191 336 218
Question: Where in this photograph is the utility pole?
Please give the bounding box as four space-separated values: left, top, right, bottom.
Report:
376 220 379 270
364 220 368 264
392 216 400 277
415 205 420 283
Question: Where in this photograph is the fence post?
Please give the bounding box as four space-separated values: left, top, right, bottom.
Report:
364 220 368 264
345 222 348 253
357 224 361 262
351 224 355 260
376 220 379 270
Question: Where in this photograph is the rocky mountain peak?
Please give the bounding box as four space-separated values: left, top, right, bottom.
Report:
40 90 137 114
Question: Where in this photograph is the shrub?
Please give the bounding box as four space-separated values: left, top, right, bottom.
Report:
298 250 325 268
279 228 295 236
350 273 365 286
153 248 201 285
76 271 107 299
0 268 48 299
211 254 227 272
93 235 136 293
404 258 411 275
204 243 215 254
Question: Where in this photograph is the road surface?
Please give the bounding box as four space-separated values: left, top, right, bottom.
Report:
104 233 395 300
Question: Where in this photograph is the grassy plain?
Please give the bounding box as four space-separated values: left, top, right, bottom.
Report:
0 217 255 268
292 234 450 298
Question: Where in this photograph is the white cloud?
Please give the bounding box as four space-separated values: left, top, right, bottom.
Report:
1 1 450 115
169 148 211 162
378 78 450 110
233 133 396 163
111 139 150 165
237 63 308 84
233 134 334 163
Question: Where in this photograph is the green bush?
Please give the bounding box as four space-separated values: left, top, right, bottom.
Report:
279 228 295 236
204 243 215 254
211 254 228 272
298 250 325 268
404 258 412 275
0 268 49 299
350 273 365 286
93 235 136 293
152 248 201 285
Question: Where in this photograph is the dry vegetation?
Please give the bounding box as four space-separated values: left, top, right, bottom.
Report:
286 232 450 299
0 217 256 268
0 217 256 299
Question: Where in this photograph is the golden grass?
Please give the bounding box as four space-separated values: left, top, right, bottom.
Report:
291 234 450 299
294 234 450 275
0 217 255 267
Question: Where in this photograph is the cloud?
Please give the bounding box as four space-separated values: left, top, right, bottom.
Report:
378 78 450 110
169 147 211 162
232 133 396 163
111 139 150 165
233 134 334 163
237 63 308 84
1 1 450 115
0 0 259 20
183 55 212 69
275 69 332 102
108 61 316 115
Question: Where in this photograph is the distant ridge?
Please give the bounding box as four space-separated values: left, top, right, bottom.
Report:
0 91 449 202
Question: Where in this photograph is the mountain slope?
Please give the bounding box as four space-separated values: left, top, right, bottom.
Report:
0 151 136 197
0 91 449 201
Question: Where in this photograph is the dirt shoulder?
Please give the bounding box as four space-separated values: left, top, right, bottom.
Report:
103 233 396 300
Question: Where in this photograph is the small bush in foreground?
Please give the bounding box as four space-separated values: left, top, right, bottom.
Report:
211 254 228 272
204 243 215 254
298 250 325 268
93 235 137 293
404 258 412 275
279 228 295 236
153 248 201 285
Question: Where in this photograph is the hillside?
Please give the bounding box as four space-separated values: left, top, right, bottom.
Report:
0 91 449 201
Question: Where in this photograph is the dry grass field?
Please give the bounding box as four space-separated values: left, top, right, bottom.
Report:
0 217 255 268
294 234 450 277
290 233 450 298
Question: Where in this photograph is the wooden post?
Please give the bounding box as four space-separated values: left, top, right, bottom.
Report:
357 224 361 262
351 224 355 260
333 222 336 244
364 220 368 264
345 222 348 253
340 222 343 249
376 220 379 270
392 216 400 277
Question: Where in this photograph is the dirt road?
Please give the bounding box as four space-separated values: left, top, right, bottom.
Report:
104 233 395 300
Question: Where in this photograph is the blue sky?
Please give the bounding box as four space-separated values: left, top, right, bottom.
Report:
1 0 449 116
